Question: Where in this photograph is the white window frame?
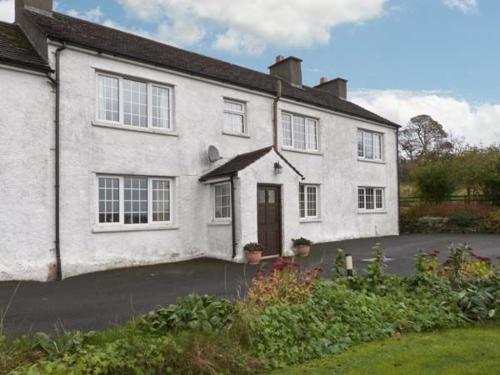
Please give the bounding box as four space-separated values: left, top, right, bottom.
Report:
223 98 247 135
299 184 320 220
357 129 384 161
212 182 232 221
282 112 320 152
358 186 385 213
96 72 174 131
96 175 174 226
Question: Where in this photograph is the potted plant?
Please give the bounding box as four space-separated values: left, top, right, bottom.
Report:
243 242 264 264
292 237 313 257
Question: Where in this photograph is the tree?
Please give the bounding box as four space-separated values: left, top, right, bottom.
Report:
412 161 455 204
399 115 451 161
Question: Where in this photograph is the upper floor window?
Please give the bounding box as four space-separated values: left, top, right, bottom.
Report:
358 187 385 212
97 73 172 130
213 182 231 220
282 113 319 151
299 184 320 219
98 175 172 225
223 99 246 135
358 129 383 161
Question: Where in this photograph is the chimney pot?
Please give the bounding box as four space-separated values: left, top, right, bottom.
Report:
320 76 328 84
269 56 303 87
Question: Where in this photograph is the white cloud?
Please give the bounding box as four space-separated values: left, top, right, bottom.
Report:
116 0 390 54
351 89 500 145
67 6 104 22
0 0 14 22
443 0 477 13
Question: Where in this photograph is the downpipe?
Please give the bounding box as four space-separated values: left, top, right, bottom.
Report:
47 43 66 281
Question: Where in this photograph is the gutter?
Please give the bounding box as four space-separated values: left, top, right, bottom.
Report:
49 43 67 281
272 79 282 149
230 176 237 258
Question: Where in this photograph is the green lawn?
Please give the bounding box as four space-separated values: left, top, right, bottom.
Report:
271 321 500 375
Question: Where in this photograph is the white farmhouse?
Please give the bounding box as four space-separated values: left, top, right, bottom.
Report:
0 0 400 282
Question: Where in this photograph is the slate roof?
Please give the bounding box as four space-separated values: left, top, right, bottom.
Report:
0 21 50 72
22 9 399 128
199 146 304 182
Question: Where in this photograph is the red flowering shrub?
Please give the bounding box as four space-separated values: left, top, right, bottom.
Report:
245 257 322 308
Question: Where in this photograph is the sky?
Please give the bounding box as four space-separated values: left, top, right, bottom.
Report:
1 0 499 145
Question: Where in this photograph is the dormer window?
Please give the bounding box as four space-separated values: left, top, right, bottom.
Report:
97 73 172 131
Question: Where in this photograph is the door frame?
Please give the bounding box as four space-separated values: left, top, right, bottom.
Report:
256 183 283 257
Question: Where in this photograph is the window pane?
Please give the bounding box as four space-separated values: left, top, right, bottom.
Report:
214 183 231 219
306 119 318 150
373 133 382 160
124 177 148 224
282 114 293 147
299 184 305 218
306 186 317 217
152 86 170 129
123 79 148 127
224 112 244 133
365 188 374 209
293 116 306 150
376 189 384 209
98 76 119 122
267 189 275 204
98 177 119 223
364 132 374 159
357 130 364 157
152 179 170 222
358 188 365 209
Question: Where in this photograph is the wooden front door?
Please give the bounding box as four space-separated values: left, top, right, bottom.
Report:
257 185 282 257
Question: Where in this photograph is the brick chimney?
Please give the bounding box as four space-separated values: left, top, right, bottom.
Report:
269 55 303 87
315 77 348 100
15 0 53 61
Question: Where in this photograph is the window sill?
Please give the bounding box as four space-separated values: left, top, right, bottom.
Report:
208 220 232 226
357 158 385 164
299 218 322 223
358 211 387 215
281 147 323 156
92 224 179 233
92 121 179 137
222 131 250 139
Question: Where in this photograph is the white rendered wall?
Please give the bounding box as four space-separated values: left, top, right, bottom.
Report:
1 44 398 281
0 66 55 281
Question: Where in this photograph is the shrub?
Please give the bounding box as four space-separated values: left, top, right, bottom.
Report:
291 237 313 246
243 242 263 252
139 294 234 334
448 211 482 228
412 162 455 204
244 258 321 308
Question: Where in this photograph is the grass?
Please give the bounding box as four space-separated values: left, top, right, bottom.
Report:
271 321 500 375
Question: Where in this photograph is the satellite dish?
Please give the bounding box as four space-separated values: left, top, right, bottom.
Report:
208 145 222 163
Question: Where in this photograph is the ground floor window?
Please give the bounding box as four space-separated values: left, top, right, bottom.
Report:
213 182 231 220
358 187 385 212
98 175 172 225
299 184 319 219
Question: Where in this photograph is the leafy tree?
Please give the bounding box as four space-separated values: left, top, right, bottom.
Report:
412 161 456 204
399 115 451 161
483 154 500 206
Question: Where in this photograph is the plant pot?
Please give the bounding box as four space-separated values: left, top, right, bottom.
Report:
245 250 262 265
296 244 311 257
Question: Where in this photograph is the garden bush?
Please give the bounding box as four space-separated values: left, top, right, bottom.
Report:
5 246 499 374
412 162 455 204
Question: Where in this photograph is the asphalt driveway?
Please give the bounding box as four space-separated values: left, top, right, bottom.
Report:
1 234 498 337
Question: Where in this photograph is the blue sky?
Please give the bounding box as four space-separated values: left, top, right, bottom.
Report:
1 0 498 144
